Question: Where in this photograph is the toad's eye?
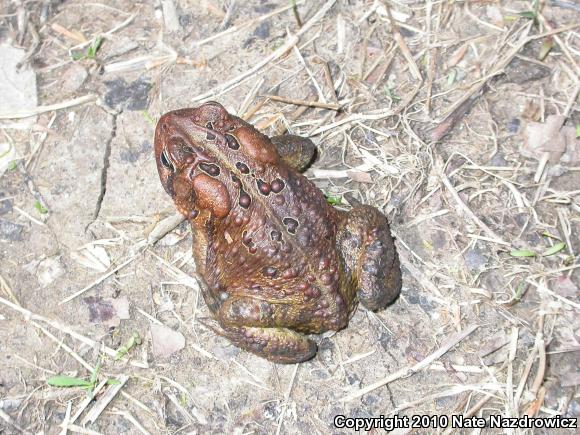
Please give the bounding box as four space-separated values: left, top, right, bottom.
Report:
205 122 216 140
160 148 174 171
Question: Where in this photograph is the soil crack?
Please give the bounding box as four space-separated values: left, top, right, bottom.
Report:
92 112 117 221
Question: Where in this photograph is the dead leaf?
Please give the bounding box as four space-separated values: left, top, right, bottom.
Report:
525 386 546 417
37 257 64 287
71 243 111 272
0 143 18 177
447 44 468 68
553 276 577 298
477 330 511 358
522 115 578 163
111 297 130 320
560 372 580 387
347 170 373 183
83 296 130 327
150 323 185 358
84 296 117 327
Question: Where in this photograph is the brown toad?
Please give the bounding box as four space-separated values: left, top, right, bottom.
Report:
154 102 401 363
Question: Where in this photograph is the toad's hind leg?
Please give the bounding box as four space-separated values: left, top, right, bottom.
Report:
216 324 317 364
271 135 316 171
211 296 318 363
337 205 402 311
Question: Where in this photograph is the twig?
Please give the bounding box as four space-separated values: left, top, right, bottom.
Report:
190 0 336 103
430 22 532 141
0 408 28 434
31 321 94 372
146 213 185 245
397 248 446 302
191 34 299 103
0 273 20 305
238 77 264 117
218 0 237 31
431 21 580 141
13 205 46 226
64 424 103 435
59 401 72 435
18 161 50 221
439 161 507 244
384 3 422 81
110 410 151 435
526 279 580 310
82 375 129 425
160 0 179 32
193 1 304 47
69 12 137 52
341 324 479 401
291 0 302 28
537 13 580 77
275 364 299 435
265 95 341 110
0 296 120 360
309 84 421 135
69 379 109 424
59 255 139 304
0 94 97 120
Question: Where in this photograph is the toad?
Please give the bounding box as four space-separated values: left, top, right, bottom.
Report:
154 102 401 363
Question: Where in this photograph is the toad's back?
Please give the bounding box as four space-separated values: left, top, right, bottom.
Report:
154 102 401 363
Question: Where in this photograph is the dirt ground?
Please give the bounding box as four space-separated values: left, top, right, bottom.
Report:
1 0 579 434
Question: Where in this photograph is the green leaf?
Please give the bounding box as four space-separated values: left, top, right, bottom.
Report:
7 161 17 171
542 242 566 256
142 111 155 125
47 376 93 388
514 281 526 300
538 37 553 61
325 195 342 206
89 359 102 386
71 50 85 61
541 231 560 240
115 332 142 360
384 87 401 103
447 68 457 87
34 200 48 214
517 10 536 19
576 124 580 138
107 378 121 385
86 37 103 59
509 249 536 257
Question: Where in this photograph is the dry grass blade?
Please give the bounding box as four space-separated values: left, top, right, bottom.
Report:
0 94 97 119
59 255 139 304
341 325 479 402
265 95 341 110
82 375 129 425
191 0 336 103
193 1 304 46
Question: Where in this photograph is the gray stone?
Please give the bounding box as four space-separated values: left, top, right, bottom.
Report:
0 219 23 241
